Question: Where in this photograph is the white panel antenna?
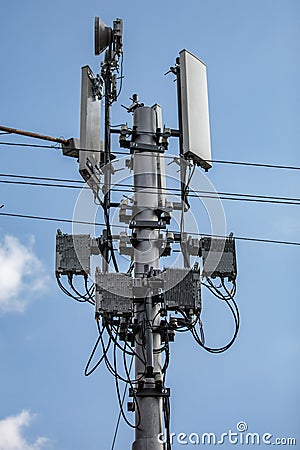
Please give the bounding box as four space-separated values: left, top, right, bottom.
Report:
79 65 103 196
178 49 212 170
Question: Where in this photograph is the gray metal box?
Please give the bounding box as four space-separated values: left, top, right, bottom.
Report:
162 268 201 313
56 231 91 275
95 270 133 317
201 237 237 281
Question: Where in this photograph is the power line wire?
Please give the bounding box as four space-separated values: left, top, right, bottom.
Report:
0 140 300 171
0 211 108 228
176 230 300 247
1 174 300 206
0 211 299 247
111 186 300 206
0 172 83 184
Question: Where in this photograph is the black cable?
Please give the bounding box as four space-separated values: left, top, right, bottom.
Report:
209 158 300 171
0 179 88 190
202 282 227 300
100 326 126 381
199 320 205 345
100 200 119 273
192 313 237 353
0 211 122 229
1 140 300 171
180 164 195 268
0 172 84 184
126 261 134 275
1 175 300 206
173 310 200 333
163 396 172 450
116 52 124 99
202 278 236 301
56 274 91 304
84 276 95 304
193 282 240 353
110 185 300 206
111 352 134 450
105 324 146 383
106 324 146 367
172 230 300 247
68 275 95 305
3 170 298 206
122 337 141 428
162 338 170 375
113 335 140 429
1 167 300 204
1 211 300 247
85 322 109 376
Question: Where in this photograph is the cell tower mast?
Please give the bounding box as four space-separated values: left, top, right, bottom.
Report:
54 15 239 450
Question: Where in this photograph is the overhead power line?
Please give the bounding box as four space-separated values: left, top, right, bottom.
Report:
0 173 300 206
0 211 299 247
0 172 83 184
0 140 300 171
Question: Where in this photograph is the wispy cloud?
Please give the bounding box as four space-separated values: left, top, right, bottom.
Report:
0 235 49 314
0 410 49 450
272 216 300 238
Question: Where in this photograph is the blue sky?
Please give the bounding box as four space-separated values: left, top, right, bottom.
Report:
0 0 299 449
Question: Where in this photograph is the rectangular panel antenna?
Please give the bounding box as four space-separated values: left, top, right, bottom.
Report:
178 49 212 170
79 65 103 195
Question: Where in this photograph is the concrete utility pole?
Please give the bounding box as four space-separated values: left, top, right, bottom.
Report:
132 105 164 450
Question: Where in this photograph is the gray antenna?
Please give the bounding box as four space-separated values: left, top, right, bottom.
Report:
94 17 113 55
177 49 212 170
94 17 123 56
79 65 103 197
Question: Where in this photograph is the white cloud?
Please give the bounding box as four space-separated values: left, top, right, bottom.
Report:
0 235 49 314
0 410 49 450
272 216 300 237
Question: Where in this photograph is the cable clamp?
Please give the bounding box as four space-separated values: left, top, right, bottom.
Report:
129 387 170 398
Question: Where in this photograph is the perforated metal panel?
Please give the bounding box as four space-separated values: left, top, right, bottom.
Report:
162 268 201 313
56 231 91 275
201 237 237 281
95 270 133 317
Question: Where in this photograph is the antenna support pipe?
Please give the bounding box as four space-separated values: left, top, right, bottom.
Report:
0 125 69 145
